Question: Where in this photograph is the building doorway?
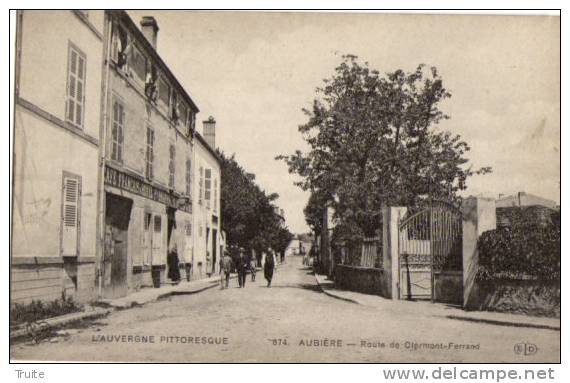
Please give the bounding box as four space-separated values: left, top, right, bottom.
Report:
103 193 132 299
166 207 180 283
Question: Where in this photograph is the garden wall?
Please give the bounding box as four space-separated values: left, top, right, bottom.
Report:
434 270 463 305
464 279 560 317
334 265 390 298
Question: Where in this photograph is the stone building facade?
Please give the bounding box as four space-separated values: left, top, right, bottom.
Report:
11 10 223 304
11 10 105 304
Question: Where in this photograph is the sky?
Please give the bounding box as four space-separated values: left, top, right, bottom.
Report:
128 11 560 234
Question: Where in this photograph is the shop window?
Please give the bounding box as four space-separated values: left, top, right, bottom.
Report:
153 215 162 251
142 212 152 265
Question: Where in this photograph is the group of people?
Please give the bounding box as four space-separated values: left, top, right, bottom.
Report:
220 250 276 289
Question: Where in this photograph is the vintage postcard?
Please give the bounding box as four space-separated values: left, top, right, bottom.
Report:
10 10 560 363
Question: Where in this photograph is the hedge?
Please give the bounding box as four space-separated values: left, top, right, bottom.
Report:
476 208 560 281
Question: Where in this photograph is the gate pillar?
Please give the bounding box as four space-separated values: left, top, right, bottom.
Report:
382 206 407 300
461 196 496 309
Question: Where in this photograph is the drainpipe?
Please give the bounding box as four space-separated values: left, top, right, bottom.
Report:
95 13 113 299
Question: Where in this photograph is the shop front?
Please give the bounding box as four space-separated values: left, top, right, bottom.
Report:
102 164 192 298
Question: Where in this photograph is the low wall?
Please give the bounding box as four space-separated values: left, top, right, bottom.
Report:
434 271 463 305
334 265 390 298
464 279 560 317
11 260 96 306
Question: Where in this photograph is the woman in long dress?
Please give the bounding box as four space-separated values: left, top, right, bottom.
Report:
264 251 275 287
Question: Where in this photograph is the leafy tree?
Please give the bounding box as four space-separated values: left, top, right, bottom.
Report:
278 55 491 238
218 151 293 260
303 190 328 238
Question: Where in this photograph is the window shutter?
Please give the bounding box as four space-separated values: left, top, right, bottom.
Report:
205 169 212 209
66 46 85 128
61 176 80 256
152 215 162 250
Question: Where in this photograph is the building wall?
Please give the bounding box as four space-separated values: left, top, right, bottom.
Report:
11 10 103 305
102 12 198 294
193 138 221 278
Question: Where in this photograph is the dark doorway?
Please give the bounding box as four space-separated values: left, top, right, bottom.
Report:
103 193 132 299
166 207 180 283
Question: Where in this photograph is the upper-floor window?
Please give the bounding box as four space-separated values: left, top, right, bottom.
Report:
205 169 212 209
185 159 192 196
178 101 188 128
111 99 124 162
145 125 154 179
213 178 218 213
188 112 195 136
130 44 147 84
66 44 86 129
158 76 170 111
198 166 204 205
168 144 176 189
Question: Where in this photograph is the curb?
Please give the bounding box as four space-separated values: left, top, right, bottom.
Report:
445 315 560 331
313 272 359 304
9 307 111 340
105 275 238 309
313 272 559 331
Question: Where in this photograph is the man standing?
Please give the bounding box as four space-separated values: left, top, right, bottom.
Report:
237 250 248 288
220 251 232 289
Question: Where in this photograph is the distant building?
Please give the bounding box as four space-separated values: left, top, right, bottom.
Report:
193 117 222 279
496 192 558 209
496 192 559 228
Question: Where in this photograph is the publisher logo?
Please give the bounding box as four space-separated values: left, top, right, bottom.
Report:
514 342 538 356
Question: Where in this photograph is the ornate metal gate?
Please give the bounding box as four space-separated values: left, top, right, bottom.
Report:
398 200 462 300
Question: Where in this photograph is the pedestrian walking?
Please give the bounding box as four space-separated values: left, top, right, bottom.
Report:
220 251 232 289
249 258 257 282
264 251 275 287
237 251 248 288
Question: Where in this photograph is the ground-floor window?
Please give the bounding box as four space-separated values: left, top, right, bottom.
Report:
61 171 82 256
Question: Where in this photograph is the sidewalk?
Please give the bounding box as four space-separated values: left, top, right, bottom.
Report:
101 274 236 309
314 272 560 331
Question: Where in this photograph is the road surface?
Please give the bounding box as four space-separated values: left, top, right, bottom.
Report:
11 256 560 362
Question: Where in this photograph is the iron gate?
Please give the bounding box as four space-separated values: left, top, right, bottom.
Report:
398 200 462 300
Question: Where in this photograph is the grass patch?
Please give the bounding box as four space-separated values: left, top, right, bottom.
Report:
10 296 83 327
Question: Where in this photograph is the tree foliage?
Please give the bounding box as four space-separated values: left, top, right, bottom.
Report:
218 151 293 258
277 55 491 238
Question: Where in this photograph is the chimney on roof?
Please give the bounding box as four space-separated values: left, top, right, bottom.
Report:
203 116 216 149
140 16 159 50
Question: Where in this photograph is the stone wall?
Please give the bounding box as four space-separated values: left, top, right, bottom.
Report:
434 271 463 305
334 265 390 298
464 279 560 317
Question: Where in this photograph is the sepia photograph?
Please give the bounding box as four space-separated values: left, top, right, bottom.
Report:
9 9 560 364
